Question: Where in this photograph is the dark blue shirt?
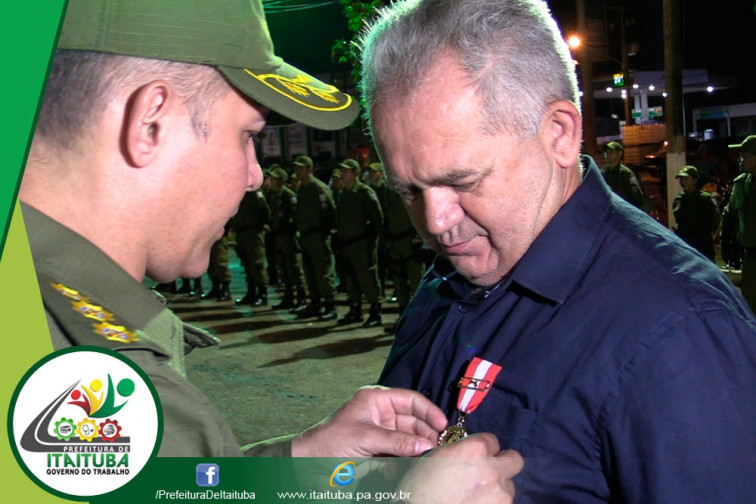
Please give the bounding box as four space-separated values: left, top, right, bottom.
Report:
380 158 756 503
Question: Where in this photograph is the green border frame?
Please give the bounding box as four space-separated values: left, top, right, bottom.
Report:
7 346 164 501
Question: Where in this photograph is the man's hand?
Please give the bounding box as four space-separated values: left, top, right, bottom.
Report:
291 386 448 457
398 433 523 504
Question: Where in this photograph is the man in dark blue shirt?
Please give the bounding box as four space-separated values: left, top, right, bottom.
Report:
360 0 756 502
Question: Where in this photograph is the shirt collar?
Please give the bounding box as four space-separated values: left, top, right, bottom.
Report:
431 155 611 305
509 156 610 304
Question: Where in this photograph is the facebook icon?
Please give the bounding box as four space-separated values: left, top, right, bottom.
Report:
196 463 219 487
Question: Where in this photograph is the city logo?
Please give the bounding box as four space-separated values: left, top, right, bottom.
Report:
329 461 355 487
196 463 220 487
8 347 162 499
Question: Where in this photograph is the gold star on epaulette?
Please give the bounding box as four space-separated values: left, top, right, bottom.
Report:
71 300 115 322
50 281 138 344
50 282 90 303
92 322 139 344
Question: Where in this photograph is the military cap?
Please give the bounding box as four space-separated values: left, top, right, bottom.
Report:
676 166 699 179
729 135 756 155
332 168 343 179
293 155 313 169
270 167 289 182
57 0 359 130
603 141 624 152
339 158 361 171
368 162 384 172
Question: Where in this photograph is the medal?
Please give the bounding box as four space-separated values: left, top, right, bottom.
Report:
438 413 468 445
438 357 502 446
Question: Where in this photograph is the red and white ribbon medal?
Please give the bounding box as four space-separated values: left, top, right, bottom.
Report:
438 357 502 445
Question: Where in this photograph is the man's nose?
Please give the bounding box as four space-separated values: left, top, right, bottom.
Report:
420 188 462 236
248 162 263 191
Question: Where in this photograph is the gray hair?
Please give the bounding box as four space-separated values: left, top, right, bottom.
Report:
36 50 230 150
359 0 580 138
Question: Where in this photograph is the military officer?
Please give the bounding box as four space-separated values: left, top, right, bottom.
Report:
293 155 338 320
331 168 347 293
336 158 384 327
673 166 721 262
372 162 424 332
17 2 531 486
203 232 232 301
268 167 307 309
262 166 281 288
601 141 647 209
369 162 391 300
229 188 271 306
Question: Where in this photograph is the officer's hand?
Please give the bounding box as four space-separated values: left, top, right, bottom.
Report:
291 386 447 457
397 433 523 504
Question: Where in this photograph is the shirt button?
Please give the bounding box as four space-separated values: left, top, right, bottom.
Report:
421 388 431 398
458 303 471 313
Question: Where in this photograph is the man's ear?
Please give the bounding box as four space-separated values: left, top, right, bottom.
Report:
542 100 583 168
122 81 174 167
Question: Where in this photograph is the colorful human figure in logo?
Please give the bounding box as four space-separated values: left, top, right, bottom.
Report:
68 375 134 417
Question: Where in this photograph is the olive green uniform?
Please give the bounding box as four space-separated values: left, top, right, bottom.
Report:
602 163 646 208
673 189 721 261
270 185 306 304
336 181 384 305
229 190 270 302
203 233 231 300
371 178 391 297
724 172 756 312
22 203 290 457
263 186 280 287
296 177 337 306
381 187 424 314
208 233 232 283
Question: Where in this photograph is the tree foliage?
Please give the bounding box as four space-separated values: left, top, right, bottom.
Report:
331 0 385 84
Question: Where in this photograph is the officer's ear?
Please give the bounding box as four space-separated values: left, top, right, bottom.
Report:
542 100 582 169
123 81 175 168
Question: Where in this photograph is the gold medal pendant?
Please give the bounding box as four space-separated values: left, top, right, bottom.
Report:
439 357 503 446
438 415 468 446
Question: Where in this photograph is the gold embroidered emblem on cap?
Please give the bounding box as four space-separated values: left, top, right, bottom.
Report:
245 70 353 111
93 322 139 344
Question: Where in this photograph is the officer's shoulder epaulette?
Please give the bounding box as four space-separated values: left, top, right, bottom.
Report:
37 276 167 356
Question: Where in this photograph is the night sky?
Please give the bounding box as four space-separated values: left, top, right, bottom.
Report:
548 0 756 104
266 0 756 106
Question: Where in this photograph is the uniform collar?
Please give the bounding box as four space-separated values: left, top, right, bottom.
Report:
21 202 165 330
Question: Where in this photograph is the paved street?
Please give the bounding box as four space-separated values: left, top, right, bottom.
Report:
162 253 400 446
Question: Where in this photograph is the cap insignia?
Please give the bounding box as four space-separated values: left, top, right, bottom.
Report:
246 71 352 111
